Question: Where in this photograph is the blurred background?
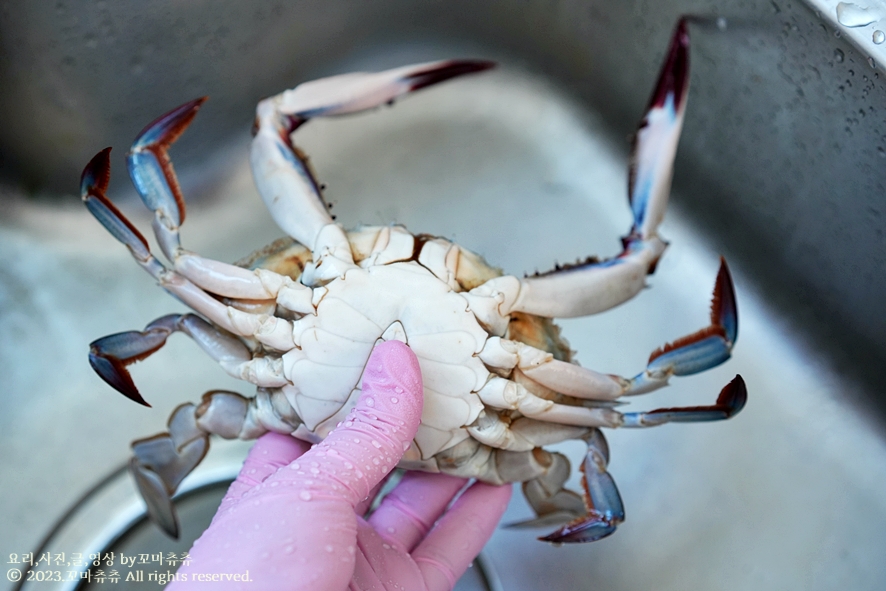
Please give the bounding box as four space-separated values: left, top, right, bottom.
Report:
2 0 886 589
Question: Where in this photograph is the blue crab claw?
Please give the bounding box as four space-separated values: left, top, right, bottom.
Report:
88 315 183 406
81 148 155 267
541 431 625 544
626 17 690 243
127 97 206 260
623 374 747 427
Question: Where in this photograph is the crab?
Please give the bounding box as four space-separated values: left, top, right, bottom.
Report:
80 19 745 545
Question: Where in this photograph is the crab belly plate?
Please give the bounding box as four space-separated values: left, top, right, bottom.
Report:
285 261 489 461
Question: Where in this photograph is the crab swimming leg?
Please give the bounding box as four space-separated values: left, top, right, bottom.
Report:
467 19 690 321
121 101 315 312
131 387 303 538
251 59 494 285
479 258 737 401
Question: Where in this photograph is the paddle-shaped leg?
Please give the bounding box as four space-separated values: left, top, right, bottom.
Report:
540 430 624 543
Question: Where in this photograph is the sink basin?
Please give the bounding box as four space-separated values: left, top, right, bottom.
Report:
2 2 885 590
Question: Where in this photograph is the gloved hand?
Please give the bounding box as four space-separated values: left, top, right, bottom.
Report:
168 340 512 590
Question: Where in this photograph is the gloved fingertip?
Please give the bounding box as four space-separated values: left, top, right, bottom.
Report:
358 340 423 441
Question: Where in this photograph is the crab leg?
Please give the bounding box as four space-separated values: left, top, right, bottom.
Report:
540 378 745 544
82 151 305 349
540 429 625 543
251 59 494 284
469 20 689 320
435 437 586 528
477 373 745 430
480 258 737 400
119 102 316 310
132 388 302 538
88 314 251 406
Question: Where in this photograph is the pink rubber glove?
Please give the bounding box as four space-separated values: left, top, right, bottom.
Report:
168 341 512 591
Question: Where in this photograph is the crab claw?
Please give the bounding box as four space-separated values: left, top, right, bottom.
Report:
541 430 625 544
127 97 206 260
627 17 690 243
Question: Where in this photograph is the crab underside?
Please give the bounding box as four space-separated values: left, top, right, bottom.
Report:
81 18 745 544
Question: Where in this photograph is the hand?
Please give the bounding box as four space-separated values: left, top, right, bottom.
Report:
168 340 512 590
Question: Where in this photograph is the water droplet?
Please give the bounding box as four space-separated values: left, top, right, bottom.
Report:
366 397 375 407
394 386 403 394
325 545 334 553
874 30 885 43
284 545 294 554
353 438 361 443
390 397 398 404
402 441 411 451
248 468 257 474
869 56 877 68
371 440 382 449
387 526 396 534
835 48 845 62
299 490 312 501
382 543 391 550
376 364 384 371
291 462 300 470
372 458 380 465
716 17 727 30
270 481 279 487
836 2 878 27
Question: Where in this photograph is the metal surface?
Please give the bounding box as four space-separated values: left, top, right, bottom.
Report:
10 439 500 591
1 1 886 412
1 3 886 590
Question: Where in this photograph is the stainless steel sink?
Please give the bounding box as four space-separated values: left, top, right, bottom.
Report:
2 2 885 590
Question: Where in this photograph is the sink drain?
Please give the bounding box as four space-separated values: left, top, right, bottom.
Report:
14 440 501 591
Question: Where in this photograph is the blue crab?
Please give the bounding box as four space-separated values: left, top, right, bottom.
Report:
80 19 745 544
